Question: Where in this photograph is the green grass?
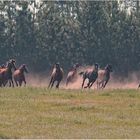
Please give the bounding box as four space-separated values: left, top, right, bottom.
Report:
0 87 140 138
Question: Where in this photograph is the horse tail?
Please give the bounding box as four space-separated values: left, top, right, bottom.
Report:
79 71 84 76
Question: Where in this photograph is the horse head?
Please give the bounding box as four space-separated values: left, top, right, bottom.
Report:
94 63 99 71
74 63 81 68
20 64 28 73
9 59 16 70
9 59 16 63
7 59 16 71
55 62 60 69
105 64 113 72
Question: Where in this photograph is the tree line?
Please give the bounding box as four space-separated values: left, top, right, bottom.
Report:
0 0 140 76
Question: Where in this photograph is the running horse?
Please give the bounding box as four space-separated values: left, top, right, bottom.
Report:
0 59 16 87
48 63 63 89
66 63 80 86
13 64 28 86
97 64 113 89
79 63 99 88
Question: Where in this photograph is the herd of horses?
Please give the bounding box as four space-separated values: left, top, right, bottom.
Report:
0 59 28 87
0 59 113 89
48 62 113 89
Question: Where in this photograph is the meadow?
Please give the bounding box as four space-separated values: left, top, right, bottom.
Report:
0 87 140 138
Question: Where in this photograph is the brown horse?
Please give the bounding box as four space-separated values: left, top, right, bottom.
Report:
79 63 99 88
97 64 113 89
48 63 63 89
66 63 80 86
13 64 28 86
0 59 16 87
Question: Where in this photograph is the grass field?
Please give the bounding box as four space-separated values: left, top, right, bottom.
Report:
0 87 140 138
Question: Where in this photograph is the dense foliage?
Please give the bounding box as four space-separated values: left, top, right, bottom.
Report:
0 1 140 76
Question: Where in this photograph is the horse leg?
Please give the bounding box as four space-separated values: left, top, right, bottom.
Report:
8 80 11 87
97 80 99 89
50 80 55 88
89 81 95 88
138 84 140 88
15 80 18 87
11 79 14 87
8 78 14 87
24 80 26 86
48 77 53 88
103 80 109 89
66 75 73 86
0 78 3 87
3 81 6 87
98 81 104 89
1 79 6 87
56 81 60 88
89 80 95 88
66 79 69 86
100 83 103 89
89 79 96 89
84 81 91 88
98 81 103 89
82 78 86 88
99 82 103 89
19 80 22 86
66 77 70 86
0 81 2 87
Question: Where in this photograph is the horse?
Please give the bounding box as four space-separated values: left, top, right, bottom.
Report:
0 59 17 87
97 64 113 89
79 63 99 88
0 64 6 86
66 63 80 86
48 63 63 89
13 64 28 87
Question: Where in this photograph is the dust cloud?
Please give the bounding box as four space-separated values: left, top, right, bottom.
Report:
26 73 49 87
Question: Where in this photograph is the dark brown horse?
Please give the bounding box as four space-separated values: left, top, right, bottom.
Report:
48 63 63 89
66 63 80 86
79 63 99 88
13 64 28 86
0 59 16 87
97 64 113 89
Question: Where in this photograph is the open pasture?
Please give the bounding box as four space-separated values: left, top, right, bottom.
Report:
0 87 140 138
